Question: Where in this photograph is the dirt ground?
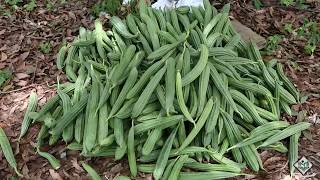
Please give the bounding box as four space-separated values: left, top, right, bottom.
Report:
0 0 319 179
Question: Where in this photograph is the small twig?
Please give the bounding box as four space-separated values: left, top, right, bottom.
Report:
26 34 63 40
0 83 45 94
25 36 48 40
32 61 38 84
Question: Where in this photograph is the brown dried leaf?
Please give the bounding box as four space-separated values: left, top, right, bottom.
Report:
0 45 8 51
62 169 71 179
10 44 21 55
263 156 285 167
0 63 5 69
18 34 25 42
25 65 37 74
49 169 63 180
13 93 30 102
19 52 30 62
22 164 30 178
260 150 270 162
9 104 19 115
110 163 122 174
16 80 28 87
308 113 318 124
297 110 307 123
1 52 7 62
15 73 30 79
71 158 83 171
0 29 6 36
68 12 76 20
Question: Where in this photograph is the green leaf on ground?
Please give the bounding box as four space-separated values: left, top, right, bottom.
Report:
0 69 12 88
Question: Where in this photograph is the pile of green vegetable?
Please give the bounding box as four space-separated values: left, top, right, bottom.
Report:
2 0 311 179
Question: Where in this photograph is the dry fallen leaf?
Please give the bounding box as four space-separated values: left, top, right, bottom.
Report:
19 52 30 62
22 164 30 179
0 45 8 51
1 52 7 62
14 93 30 102
16 80 28 87
9 104 19 115
62 169 71 179
264 156 285 167
71 158 83 171
110 163 122 174
0 29 6 36
68 12 76 20
308 113 318 124
9 44 21 55
49 169 63 180
16 73 30 79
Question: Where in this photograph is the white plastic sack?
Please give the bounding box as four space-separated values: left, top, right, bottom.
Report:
123 0 204 9
152 0 203 9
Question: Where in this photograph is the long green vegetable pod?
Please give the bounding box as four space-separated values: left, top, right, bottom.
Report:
37 149 61 170
31 84 75 122
176 71 195 125
82 162 102 180
132 65 167 118
276 63 299 101
168 155 189 180
165 57 176 115
50 93 89 135
289 132 301 176
259 122 310 148
98 103 109 145
128 121 137 176
178 98 214 151
181 44 208 87
83 81 100 151
0 128 23 176
19 91 38 140
153 126 178 180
